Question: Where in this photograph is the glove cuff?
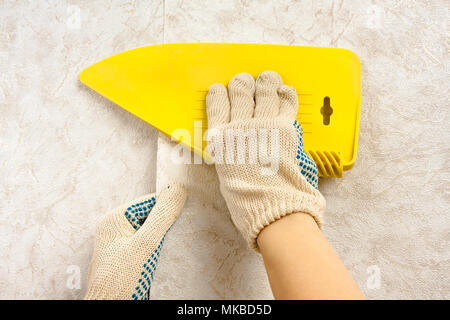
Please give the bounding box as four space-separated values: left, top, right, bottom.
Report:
226 189 326 251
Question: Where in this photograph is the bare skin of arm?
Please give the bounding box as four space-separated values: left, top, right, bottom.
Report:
257 213 365 300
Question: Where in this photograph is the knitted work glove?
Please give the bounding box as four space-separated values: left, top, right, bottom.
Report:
206 71 326 250
84 182 186 300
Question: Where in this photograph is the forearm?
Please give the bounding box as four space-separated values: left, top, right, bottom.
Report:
257 213 365 300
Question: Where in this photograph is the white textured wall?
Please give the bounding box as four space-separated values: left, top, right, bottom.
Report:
0 1 162 299
153 0 450 300
0 0 448 299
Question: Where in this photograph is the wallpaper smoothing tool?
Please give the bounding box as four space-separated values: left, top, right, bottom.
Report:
80 43 361 178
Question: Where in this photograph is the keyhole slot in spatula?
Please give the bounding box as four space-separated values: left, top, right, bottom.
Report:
320 96 333 125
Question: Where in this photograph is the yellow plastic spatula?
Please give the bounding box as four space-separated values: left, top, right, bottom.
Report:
80 43 361 177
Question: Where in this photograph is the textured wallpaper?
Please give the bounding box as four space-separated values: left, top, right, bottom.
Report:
153 0 450 300
0 1 162 299
0 0 448 299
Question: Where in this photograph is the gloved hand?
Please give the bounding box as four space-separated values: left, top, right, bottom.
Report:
84 182 186 300
206 71 325 250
